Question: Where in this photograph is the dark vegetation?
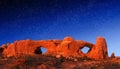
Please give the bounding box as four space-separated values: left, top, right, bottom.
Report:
0 55 120 69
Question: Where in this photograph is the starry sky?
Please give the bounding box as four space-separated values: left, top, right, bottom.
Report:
0 0 120 56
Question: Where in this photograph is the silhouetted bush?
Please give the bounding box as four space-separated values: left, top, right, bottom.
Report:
11 65 20 69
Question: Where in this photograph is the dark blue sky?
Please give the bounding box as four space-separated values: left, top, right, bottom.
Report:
0 0 120 56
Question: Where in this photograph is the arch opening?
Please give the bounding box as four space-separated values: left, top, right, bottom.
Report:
34 47 47 54
41 47 47 54
81 46 90 54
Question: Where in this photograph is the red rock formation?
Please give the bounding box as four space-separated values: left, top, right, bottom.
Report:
87 36 108 60
111 52 115 58
2 39 57 57
0 36 108 60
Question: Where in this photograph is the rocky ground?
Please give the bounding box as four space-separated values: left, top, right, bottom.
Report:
0 55 120 69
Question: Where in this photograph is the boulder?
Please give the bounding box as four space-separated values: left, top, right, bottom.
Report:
110 52 115 58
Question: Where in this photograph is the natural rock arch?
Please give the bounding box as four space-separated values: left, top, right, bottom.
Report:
34 46 47 54
0 36 108 60
81 46 90 54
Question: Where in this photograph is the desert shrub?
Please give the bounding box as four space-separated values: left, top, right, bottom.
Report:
58 56 64 63
90 65 105 69
96 66 105 69
11 65 20 69
112 62 120 66
118 61 120 65
23 55 37 67
79 56 92 61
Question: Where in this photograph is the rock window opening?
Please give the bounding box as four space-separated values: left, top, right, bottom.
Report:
81 47 90 54
41 47 47 54
34 47 47 54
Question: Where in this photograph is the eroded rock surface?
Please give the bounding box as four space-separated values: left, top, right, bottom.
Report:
87 36 108 60
0 36 108 60
111 52 115 58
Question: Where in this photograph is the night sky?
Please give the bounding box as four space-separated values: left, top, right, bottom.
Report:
0 0 120 56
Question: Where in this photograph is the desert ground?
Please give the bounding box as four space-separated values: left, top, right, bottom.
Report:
0 54 120 69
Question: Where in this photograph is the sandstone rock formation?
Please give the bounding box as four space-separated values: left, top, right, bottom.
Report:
0 36 108 60
111 52 115 58
87 36 108 60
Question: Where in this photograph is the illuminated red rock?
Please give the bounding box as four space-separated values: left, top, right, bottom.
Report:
2 39 57 57
87 36 108 60
0 36 108 60
56 36 94 57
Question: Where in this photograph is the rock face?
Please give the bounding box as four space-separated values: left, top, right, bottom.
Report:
87 36 108 60
0 36 108 60
111 52 115 58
